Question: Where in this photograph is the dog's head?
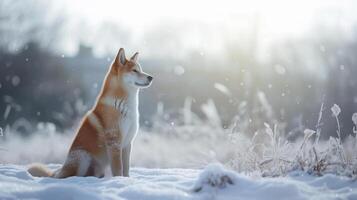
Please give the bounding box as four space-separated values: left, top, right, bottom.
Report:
112 48 153 89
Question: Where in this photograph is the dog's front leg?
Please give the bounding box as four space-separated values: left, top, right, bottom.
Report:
122 143 131 177
108 145 123 176
105 131 124 176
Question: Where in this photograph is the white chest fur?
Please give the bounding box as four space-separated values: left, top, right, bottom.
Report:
118 92 139 148
100 90 139 148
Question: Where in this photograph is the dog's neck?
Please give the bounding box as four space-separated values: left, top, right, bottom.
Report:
100 88 138 110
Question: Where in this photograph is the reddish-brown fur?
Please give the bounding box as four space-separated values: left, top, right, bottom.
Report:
28 48 142 178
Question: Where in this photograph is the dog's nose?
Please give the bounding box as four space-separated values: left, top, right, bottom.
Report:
147 76 153 81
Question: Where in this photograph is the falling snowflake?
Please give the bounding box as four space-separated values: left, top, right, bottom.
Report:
173 65 185 75
11 76 20 86
331 104 341 117
352 113 357 125
214 83 231 96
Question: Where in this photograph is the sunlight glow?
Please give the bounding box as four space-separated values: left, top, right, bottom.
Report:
64 0 336 37
58 0 356 58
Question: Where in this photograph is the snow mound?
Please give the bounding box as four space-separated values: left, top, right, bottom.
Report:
1 164 357 200
193 163 235 192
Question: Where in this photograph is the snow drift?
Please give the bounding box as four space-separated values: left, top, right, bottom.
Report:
0 163 356 200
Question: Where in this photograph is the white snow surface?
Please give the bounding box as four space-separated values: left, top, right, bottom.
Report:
0 163 356 200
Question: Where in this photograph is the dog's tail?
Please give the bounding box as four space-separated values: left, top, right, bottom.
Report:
28 163 54 177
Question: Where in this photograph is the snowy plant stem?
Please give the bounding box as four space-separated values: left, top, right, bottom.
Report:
335 115 341 142
314 102 324 146
354 126 357 135
335 115 346 164
354 125 357 151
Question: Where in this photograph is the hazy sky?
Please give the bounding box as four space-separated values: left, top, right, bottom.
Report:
52 0 357 58
62 0 357 34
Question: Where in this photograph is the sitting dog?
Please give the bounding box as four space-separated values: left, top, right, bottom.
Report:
28 48 153 178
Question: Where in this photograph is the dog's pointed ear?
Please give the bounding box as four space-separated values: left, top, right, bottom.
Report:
115 48 126 65
130 52 139 62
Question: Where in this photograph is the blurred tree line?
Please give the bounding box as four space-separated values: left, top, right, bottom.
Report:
0 43 88 133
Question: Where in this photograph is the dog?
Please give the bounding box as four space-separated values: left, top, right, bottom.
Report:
28 48 153 178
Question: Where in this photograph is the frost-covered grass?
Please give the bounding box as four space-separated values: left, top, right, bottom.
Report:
133 98 357 178
1 94 357 178
1 163 356 200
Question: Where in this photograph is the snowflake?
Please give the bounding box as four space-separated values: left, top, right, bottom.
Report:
352 113 357 125
331 104 341 117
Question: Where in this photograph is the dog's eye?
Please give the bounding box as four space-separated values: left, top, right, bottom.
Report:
132 69 138 73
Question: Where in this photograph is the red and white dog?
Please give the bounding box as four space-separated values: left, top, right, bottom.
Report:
28 48 153 178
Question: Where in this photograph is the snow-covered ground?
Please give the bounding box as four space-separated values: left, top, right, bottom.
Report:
0 163 356 200
1 102 357 199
